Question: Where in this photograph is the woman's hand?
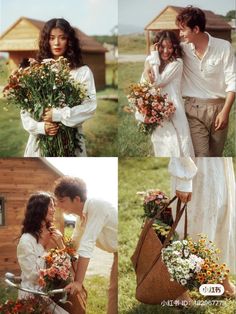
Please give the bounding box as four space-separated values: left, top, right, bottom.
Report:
42 108 53 122
44 122 59 136
176 190 192 203
49 227 65 249
38 228 51 248
143 60 155 83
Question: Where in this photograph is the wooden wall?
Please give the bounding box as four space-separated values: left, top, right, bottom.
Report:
0 158 63 276
79 52 106 91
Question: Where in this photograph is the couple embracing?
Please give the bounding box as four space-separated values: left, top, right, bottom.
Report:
17 176 118 314
139 6 235 157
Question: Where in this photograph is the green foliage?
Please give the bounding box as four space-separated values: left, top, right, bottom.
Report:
119 158 236 313
93 35 118 46
225 10 236 20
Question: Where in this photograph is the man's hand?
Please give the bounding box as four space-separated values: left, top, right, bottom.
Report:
65 281 83 295
45 122 59 136
215 110 229 131
42 108 53 122
176 190 192 203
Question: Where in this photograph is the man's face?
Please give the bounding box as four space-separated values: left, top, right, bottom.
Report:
179 24 196 44
56 196 77 213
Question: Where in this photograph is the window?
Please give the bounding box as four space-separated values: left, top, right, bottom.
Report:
0 197 5 226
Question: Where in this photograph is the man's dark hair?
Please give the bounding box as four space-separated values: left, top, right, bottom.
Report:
54 176 87 202
176 6 206 32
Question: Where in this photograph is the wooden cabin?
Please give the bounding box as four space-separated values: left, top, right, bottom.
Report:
0 158 64 276
0 17 107 90
145 6 232 53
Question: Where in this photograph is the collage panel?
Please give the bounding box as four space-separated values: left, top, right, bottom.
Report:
119 157 236 313
119 0 235 158
0 0 118 158
0 157 118 314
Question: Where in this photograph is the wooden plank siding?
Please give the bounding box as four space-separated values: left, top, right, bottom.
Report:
0 158 63 275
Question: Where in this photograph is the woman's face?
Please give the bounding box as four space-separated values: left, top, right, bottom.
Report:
158 39 174 61
45 199 56 223
49 28 68 58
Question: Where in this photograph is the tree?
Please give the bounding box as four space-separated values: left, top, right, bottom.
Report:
225 10 236 21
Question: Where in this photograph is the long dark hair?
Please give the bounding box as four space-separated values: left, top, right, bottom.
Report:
37 18 84 69
152 30 182 73
20 192 55 242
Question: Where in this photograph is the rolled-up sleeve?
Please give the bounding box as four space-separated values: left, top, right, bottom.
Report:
224 42 236 93
168 157 198 192
52 66 97 127
78 201 109 258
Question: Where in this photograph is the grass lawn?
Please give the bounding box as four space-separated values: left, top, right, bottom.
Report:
0 60 118 157
118 61 236 157
118 157 236 314
119 34 146 55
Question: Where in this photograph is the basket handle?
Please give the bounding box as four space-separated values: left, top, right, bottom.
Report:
135 199 187 288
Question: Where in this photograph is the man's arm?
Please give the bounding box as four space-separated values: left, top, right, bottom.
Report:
65 256 90 294
215 91 235 131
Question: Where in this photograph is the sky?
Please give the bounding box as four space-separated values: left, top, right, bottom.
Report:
119 0 235 28
45 157 118 207
0 0 118 35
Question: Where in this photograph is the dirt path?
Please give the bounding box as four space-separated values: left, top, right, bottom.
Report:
87 247 113 277
119 54 146 63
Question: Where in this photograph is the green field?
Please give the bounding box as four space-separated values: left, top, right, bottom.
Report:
119 34 146 55
118 61 236 157
0 60 118 157
118 157 236 314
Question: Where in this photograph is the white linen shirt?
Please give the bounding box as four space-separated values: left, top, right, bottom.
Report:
72 198 118 259
181 33 236 98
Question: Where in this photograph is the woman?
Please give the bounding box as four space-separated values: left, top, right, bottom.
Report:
169 157 236 298
17 192 68 314
21 18 97 157
137 31 194 157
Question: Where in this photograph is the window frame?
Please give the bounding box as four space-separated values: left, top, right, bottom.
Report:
0 197 5 226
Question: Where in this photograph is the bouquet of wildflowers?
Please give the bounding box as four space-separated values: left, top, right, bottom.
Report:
38 248 72 292
138 190 178 243
63 236 78 262
0 297 52 314
127 82 176 134
162 235 229 290
3 57 87 156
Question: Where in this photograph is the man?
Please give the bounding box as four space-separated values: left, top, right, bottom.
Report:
146 6 236 156
54 176 118 314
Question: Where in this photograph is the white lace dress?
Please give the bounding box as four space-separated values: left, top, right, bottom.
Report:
136 53 194 157
21 65 97 157
169 157 236 273
17 233 69 314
